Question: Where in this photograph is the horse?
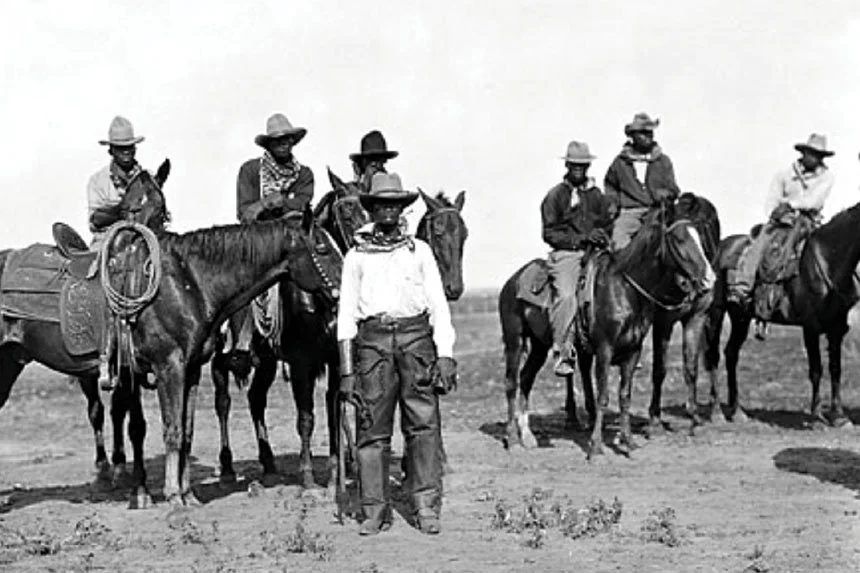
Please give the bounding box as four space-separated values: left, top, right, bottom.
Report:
0 162 171 500
500 205 714 456
211 169 469 491
703 201 860 428
646 194 721 432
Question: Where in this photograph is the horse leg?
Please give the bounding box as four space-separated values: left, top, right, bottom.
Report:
289 359 319 489
577 349 595 430
211 352 236 483
724 309 752 422
180 369 201 506
518 341 548 449
587 345 611 459
617 351 641 454
704 300 727 424
127 374 152 509
648 317 672 435
503 334 524 448
76 374 110 481
682 313 706 429
248 353 279 481
826 328 851 428
109 377 131 487
155 353 185 506
802 327 825 427
0 346 25 410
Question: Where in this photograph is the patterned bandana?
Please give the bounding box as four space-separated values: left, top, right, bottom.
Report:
260 151 302 198
109 161 141 193
353 222 415 253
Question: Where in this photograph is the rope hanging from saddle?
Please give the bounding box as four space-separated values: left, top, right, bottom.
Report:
98 221 162 378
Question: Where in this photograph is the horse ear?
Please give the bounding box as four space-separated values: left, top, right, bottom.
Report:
418 187 438 210
155 159 171 187
454 190 466 211
327 166 346 192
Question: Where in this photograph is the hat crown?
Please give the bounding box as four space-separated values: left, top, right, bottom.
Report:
360 130 389 154
565 141 592 160
265 113 296 136
625 112 660 134
795 133 834 156
108 116 135 140
369 172 404 195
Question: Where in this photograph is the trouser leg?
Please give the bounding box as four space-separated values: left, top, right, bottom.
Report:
611 207 648 251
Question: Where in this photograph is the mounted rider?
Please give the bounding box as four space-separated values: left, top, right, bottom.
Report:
350 130 426 236
728 134 835 307
232 113 314 357
604 113 680 249
541 141 617 376
337 172 457 536
86 116 151 391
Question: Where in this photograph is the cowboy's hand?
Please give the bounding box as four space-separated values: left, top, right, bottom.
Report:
261 192 285 210
770 202 794 222
432 357 458 395
587 227 610 247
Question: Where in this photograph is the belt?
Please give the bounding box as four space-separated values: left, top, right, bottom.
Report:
358 311 430 330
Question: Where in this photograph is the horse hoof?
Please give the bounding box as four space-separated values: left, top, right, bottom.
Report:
94 460 112 482
587 443 605 461
219 470 237 485
301 471 317 490
166 493 184 507
646 419 666 438
832 416 854 430
710 409 728 425
261 472 281 488
730 409 749 424
128 488 153 510
521 431 538 449
112 466 131 490
183 492 202 507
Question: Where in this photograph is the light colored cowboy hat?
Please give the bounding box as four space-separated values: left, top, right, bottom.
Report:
350 130 399 161
560 141 596 164
254 113 307 147
359 172 419 210
98 116 145 146
794 133 834 157
624 112 660 135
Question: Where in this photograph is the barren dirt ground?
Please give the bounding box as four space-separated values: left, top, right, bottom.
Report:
2 313 860 572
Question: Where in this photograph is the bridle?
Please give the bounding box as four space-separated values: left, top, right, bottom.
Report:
331 194 368 251
307 224 342 301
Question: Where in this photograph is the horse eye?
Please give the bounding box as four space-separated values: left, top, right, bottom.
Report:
433 220 446 235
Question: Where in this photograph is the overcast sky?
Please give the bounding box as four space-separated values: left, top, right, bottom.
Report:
2 0 859 289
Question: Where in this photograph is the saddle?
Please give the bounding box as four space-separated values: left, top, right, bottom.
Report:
0 223 107 355
514 258 552 308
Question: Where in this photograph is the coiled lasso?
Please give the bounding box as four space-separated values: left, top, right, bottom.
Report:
99 221 162 319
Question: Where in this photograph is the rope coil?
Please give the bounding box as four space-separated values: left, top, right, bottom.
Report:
99 221 162 318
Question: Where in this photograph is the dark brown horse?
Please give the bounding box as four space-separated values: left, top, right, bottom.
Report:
500 205 715 456
211 170 469 490
0 162 171 502
703 202 860 428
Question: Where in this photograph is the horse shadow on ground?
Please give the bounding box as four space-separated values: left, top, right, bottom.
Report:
773 447 860 496
478 408 651 457
0 452 350 514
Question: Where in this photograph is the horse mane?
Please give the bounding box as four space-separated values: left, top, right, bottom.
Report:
160 220 301 267
675 192 720 261
313 191 335 220
433 191 454 207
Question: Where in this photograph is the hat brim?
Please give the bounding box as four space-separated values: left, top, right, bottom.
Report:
561 155 596 164
794 143 834 157
349 150 399 161
98 136 145 146
359 191 419 210
255 128 307 147
624 120 660 135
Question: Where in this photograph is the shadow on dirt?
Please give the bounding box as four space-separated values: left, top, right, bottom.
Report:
478 408 650 456
0 452 356 514
773 447 860 495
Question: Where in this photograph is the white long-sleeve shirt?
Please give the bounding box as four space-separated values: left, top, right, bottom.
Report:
336 237 456 358
764 162 834 218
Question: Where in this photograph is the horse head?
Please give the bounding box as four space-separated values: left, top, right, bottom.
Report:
319 167 369 253
417 189 468 300
295 203 344 304
119 158 172 233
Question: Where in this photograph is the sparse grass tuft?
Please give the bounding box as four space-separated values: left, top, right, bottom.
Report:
640 507 686 547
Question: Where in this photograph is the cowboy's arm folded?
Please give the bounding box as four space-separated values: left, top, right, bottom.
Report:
420 243 455 358
282 167 315 212
90 204 123 231
789 170 833 211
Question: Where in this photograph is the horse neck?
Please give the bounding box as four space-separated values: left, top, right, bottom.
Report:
813 205 860 282
613 225 666 290
163 221 308 323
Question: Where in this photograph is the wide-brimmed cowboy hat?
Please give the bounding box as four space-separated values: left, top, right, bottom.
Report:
794 133 834 157
349 130 399 161
254 113 307 147
560 141 596 164
359 172 418 210
624 112 660 135
98 116 145 146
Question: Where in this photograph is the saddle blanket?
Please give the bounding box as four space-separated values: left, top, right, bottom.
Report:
1 244 105 355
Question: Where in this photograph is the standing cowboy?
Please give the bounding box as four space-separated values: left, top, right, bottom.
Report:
87 116 150 390
604 112 680 249
729 133 835 304
231 113 314 356
337 172 457 536
541 141 617 376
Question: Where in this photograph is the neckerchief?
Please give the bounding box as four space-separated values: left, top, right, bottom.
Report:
563 176 595 208
109 161 141 193
791 161 827 192
619 143 663 163
354 222 415 253
260 151 302 198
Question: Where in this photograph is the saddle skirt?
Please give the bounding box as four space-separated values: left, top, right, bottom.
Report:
514 258 551 308
1 243 105 355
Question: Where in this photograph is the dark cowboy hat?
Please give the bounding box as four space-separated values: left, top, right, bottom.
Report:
794 133 834 157
359 172 418 210
349 130 399 161
254 113 307 147
624 112 660 135
98 116 145 146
